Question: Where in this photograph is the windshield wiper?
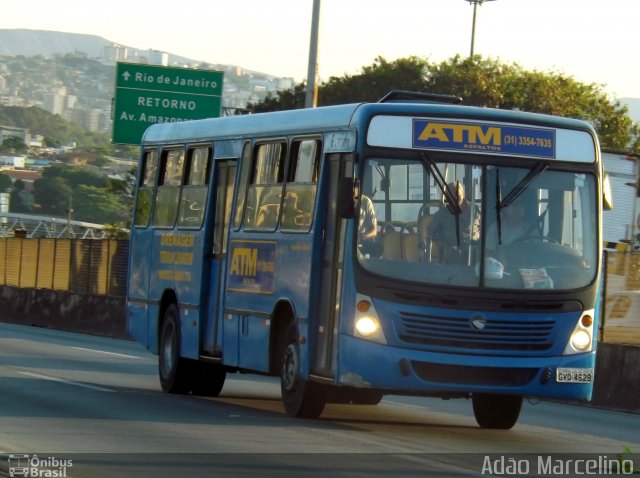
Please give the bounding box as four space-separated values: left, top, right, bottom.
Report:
419 153 462 215
420 152 462 246
495 162 549 245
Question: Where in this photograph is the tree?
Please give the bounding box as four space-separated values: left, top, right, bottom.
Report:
42 164 108 189
72 185 127 224
0 172 12 193
247 56 429 113
321 56 430 106
247 55 637 152
33 176 72 216
9 179 34 213
31 164 129 223
0 104 131 158
422 56 633 150
0 136 28 154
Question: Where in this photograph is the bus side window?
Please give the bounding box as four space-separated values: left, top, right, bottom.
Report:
178 146 211 228
245 141 286 231
134 149 158 227
153 148 185 228
281 139 320 232
233 142 252 230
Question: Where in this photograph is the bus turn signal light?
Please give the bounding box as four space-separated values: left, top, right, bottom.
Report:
581 315 593 327
357 300 371 313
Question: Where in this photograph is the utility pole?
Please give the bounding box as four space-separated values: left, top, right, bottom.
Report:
66 194 73 238
305 0 321 108
463 0 497 57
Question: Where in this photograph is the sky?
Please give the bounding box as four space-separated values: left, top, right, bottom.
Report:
2 0 639 99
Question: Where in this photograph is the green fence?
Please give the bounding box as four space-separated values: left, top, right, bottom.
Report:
0 238 128 297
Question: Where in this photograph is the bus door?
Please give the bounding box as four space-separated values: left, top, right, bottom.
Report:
312 153 352 378
127 149 159 348
202 159 236 357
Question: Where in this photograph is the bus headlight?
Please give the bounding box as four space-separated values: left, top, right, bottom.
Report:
563 310 594 355
355 316 380 336
354 294 387 344
570 330 591 351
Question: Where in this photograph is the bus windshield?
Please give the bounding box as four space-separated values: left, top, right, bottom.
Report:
357 155 598 291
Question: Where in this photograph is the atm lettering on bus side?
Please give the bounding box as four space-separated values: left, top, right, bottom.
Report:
417 122 502 147
229 248 258 277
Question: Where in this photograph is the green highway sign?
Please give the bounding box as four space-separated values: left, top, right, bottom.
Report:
112 63 224 145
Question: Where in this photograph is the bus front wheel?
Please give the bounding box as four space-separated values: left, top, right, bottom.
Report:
158 304 190 394
280 325 326 418
472 393 522 429
191 362 226 397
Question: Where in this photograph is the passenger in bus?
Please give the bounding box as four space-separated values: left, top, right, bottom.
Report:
426 181 480 262
359 194 377 241
358 194 382 257
486 200 539 247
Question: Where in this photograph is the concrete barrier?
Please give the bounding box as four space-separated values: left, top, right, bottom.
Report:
591 343 640 413
0 286 127 339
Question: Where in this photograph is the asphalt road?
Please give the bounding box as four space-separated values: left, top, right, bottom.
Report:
0 322 638 477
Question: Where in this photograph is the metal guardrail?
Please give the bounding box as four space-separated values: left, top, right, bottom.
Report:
0 238 128 297
0 213 124 239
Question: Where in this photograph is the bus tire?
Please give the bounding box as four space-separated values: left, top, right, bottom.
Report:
191 362 226 397
280 324 326 418
472 393 522 429
158 304 190 394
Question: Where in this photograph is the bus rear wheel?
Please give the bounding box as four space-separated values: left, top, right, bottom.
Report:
158 304 191 394
280 325 326 418
472 393 522 429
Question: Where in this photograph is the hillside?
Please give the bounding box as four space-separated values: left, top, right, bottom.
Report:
0 29 292 136
0 28 199 66
0 29 111 58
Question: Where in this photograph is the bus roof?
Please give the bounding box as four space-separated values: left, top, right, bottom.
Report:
141 101 596 145
142 103 363 144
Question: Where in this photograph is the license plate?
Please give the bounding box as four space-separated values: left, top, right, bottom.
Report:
556 368 594 383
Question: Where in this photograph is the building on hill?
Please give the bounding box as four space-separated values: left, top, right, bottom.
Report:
0 155 26 168
0 126 30 147
1 169 41 192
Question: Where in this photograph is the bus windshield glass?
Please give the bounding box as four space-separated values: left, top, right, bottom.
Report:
357 155 598 291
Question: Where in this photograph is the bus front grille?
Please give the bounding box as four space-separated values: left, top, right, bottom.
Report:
411 361 538 386
397 311 556 352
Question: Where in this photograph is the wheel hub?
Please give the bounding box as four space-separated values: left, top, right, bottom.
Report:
281 343 299 392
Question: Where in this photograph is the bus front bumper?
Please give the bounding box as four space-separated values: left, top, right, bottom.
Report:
337 335 596 401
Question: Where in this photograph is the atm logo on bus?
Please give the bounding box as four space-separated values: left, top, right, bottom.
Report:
412 119 556 158
227 240 276 294
230 248 258 276
418 121 500 146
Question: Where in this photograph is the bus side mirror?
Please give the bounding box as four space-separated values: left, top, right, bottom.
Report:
603 173 613 211
338 177 358 219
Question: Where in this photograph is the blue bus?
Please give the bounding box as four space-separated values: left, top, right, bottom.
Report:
127 91 604 429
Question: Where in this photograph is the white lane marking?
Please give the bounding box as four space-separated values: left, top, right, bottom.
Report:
71 347 147 360
17 371 116 392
